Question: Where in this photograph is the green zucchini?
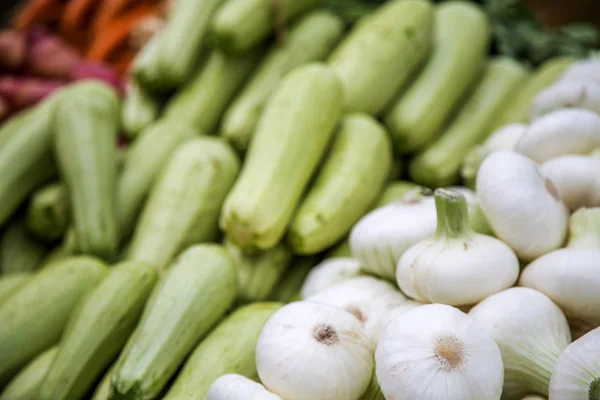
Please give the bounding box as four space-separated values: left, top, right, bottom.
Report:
409 57 529 187
0 346 58 400
268 256 316 303
26 182 69 242
326 240 351 258
385 1 490 153
0 256 107 385
91 364 115 400
210 0 319 54
220 63 343 252
165 49 263 134
0 219 47 275
43 227 79 265
287 114 392 255
54 82 120 261
163 302 282 400
127 137 240 271
133 0 225 91
111 244 237 400
328 0 434 115
121 80 161 140
225 240 293 304
39 261 157 400
220 10 345 152
0 273 32 304
489 56 576 130
0 97 58 227
376 181 421 208
117 119 198 241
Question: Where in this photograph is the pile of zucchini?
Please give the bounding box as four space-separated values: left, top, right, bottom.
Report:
0 0 585 399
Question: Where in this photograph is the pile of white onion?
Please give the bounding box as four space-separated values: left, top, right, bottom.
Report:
204 57 600 400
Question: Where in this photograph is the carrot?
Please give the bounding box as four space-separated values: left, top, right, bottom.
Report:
86 3 157 63
12 0 66 30
92 0 161 34
112 50 135 76
60 0 102 41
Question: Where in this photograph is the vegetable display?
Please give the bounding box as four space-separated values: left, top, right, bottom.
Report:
0 0 599 399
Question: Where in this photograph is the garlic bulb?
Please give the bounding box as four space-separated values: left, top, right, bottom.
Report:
476 150 569 260
515 109 600 163
300 257 361 299
307 276 407 347
549 327 600 400
531 81 600 119
520 208 600 339
380 301 424 332
559 59 600 85
349 189 437 280
541 155 600 211
469 287 572 399
484 123 529 150
256 301 373 400
375 304 504 400
397 189 519 306
520 396 546 400
450 186 492 235
461 123 528 189
207 374 282 400
350 187 488 280
568 207 600 250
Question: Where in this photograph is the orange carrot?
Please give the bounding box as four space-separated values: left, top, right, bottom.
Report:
12 0 65 30
92 0 161 34
60 0 102 41
86 3 157 63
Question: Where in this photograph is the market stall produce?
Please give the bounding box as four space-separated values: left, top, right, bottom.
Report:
0 0 599 399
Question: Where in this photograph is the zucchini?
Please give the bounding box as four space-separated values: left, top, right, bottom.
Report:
376 181 421 208
225 240 293 304
39 261 157 400
117 119 198 241
490 56 576 130
163 302 282 400
128 137 240 271
133 0 225 91
165 49 263 134
326 240 351 258
0 256 107 385
26 182 69 242
287 114 392 255
409 57 529 187
268 256 316 303
0 346 58 400
91 364 115 400
328 0 434 115
121 80 161 140
220 64 343 251
43 227 79 265
111 244 237 400
220 10 345 152
0 273 32 304
210 0 319 54
0 219 47 275
0 98 58 226
385 1 490 153
54 82 120 261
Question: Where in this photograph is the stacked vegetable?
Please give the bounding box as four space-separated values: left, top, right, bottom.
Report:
0 0 599 399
